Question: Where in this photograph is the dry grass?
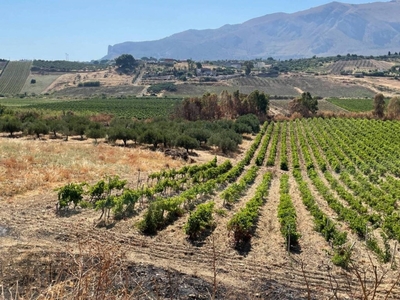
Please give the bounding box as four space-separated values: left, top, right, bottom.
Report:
0 137 183 199
43 69 136 94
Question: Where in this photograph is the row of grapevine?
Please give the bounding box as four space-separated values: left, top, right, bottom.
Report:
296 121 368 237
277 174 300 247
182 122 271 240
255 122 273 166
289 122 347 247
148 157 217 181
54 117 400 267
141 122 272 234
138 160 234 234
297 119 392 261
311 118 398 216
227 172 273 245
265 121 280 166
279 122 288 171
220 166 259 206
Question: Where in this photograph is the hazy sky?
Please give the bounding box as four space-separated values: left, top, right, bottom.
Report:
1 0 384 61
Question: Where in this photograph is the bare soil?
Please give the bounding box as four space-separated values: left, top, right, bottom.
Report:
1 134 400 299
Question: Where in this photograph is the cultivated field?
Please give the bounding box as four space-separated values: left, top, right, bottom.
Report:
0 61 32 94
0 97 182 119
164 82 237 98
229 75 375 98
326 98 385 112
21 74 62 95
329 59 395 74
1 117 400 298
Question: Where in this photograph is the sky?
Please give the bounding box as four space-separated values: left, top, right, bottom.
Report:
0 0 385 61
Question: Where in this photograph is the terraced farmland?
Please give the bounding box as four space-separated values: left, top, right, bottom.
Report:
0 61 32 94
2 117 400 298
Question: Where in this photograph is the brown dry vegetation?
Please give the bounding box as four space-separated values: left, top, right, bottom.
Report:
43 69 137 94
1 128 400 299
0 137 184 200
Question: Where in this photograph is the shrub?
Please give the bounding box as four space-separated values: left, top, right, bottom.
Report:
56 183 85 210
78 81 100 87
184 202 215 240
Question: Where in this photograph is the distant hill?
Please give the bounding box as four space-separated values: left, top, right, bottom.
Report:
104 1 400 60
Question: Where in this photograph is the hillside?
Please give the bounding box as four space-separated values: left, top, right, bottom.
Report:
104 1 400 60
0 61 32 94
1 118 400 298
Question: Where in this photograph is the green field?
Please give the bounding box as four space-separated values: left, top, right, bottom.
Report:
21 74 62 95
0 97 63 107
325 98 390 112
0 61 32 94
32 59 107 72
0 97 182 119
54 85 146 97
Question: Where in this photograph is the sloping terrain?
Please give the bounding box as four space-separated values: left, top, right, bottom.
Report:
1 118 400 299
0 61 32 94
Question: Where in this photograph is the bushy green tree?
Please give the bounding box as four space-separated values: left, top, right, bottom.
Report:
64 115 90 140
209 133 239 154
86 122 106 143
140 128 163 148
115 54 136 72
107 126 135 146
176 134 199 152
235 114 260 133
185 127 211 144
26 120 49 139
46 118 67 138
0 115 22 137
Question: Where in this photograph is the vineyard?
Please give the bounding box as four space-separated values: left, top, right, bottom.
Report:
0 60 8 73
230 75 375 98
0 61 32 94
32 60 108 72
329 59 395 74
2 116 400 298
18 97 182 119
326 97 391 112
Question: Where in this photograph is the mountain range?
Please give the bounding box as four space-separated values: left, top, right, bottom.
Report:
104 1 400 61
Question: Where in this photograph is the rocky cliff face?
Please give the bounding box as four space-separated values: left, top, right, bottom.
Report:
104 1 400 60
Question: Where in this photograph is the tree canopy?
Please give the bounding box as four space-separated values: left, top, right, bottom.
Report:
289 92 318 117
243 61 254 76
115 54 136 73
